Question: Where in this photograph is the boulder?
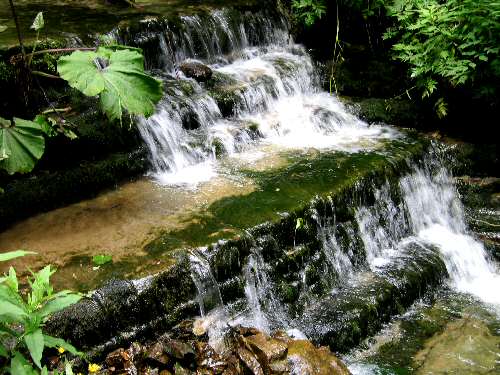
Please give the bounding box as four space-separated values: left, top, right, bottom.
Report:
179 61 213 82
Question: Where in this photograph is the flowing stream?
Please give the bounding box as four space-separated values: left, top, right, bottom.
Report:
154 9 500 373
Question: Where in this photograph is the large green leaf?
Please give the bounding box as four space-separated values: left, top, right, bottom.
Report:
24 329 44 369
0 25 7 33
57 48 163 121
0 117 45 175
10 352 36 375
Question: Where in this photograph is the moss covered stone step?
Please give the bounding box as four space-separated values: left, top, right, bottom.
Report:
297 242 448 353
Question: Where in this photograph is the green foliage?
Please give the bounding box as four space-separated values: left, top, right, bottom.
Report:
91 254 112 266
30 13 44 32
385 0 500 107
292 0 327 26
0 117 45 175
57 47 163 121
0 25 7 33
0 251 82 374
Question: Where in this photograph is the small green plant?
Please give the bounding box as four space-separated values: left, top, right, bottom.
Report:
91 254 112 267
292 0 327 26
1 251 82 374
384 0 500 116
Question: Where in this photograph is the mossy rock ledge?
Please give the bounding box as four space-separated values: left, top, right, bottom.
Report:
42 138 450 360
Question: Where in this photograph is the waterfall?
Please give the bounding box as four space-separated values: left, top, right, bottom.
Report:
355 154 500 306
135 9 399 186
400 165 500 305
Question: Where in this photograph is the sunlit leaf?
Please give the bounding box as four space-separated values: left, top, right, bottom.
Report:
0 250 36 262
31 12 44 31
39 293 81 318
43 335 82 356
24 329 44 369
0 117 45 175
57 48 163 121
0 25 7 33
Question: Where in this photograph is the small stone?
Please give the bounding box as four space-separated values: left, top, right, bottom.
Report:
145 342 169 366
158 336 196 361
268 359 290 374
236 347 264 375
105 348 129 369
179 61 213 82
192 319 207 336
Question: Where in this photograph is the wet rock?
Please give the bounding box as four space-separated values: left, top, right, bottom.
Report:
159 336 196 363
414 317 500 374
268 360 290 374
245 332 288 369
179 61 213 82
145 342 169 366
299 243 448 352
286 340 350 375
236 346 264 375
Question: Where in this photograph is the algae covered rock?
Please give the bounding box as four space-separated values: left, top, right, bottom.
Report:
414 317 500 374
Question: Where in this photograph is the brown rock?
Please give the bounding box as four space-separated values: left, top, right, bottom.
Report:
145 342 169 366
268 359 290 374
179 61 212 82
286 340 351 375
245 332 288 369
159 337 196 362
106 348 136 373
236 346 264 375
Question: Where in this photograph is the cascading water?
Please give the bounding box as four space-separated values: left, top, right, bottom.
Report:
135 9 399 186
186 147 500 357
130 5 500 368
400 164 500 306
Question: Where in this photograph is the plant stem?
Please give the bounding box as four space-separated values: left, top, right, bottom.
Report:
8 0 25 58
31 71 61 79
28 30 40 67
27 47 96 57
41 107 71 114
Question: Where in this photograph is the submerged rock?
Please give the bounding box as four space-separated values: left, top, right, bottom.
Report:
179 61 213 82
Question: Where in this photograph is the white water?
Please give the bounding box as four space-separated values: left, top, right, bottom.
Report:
355 163 500 307
138 10 400 187
400 167 500 306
